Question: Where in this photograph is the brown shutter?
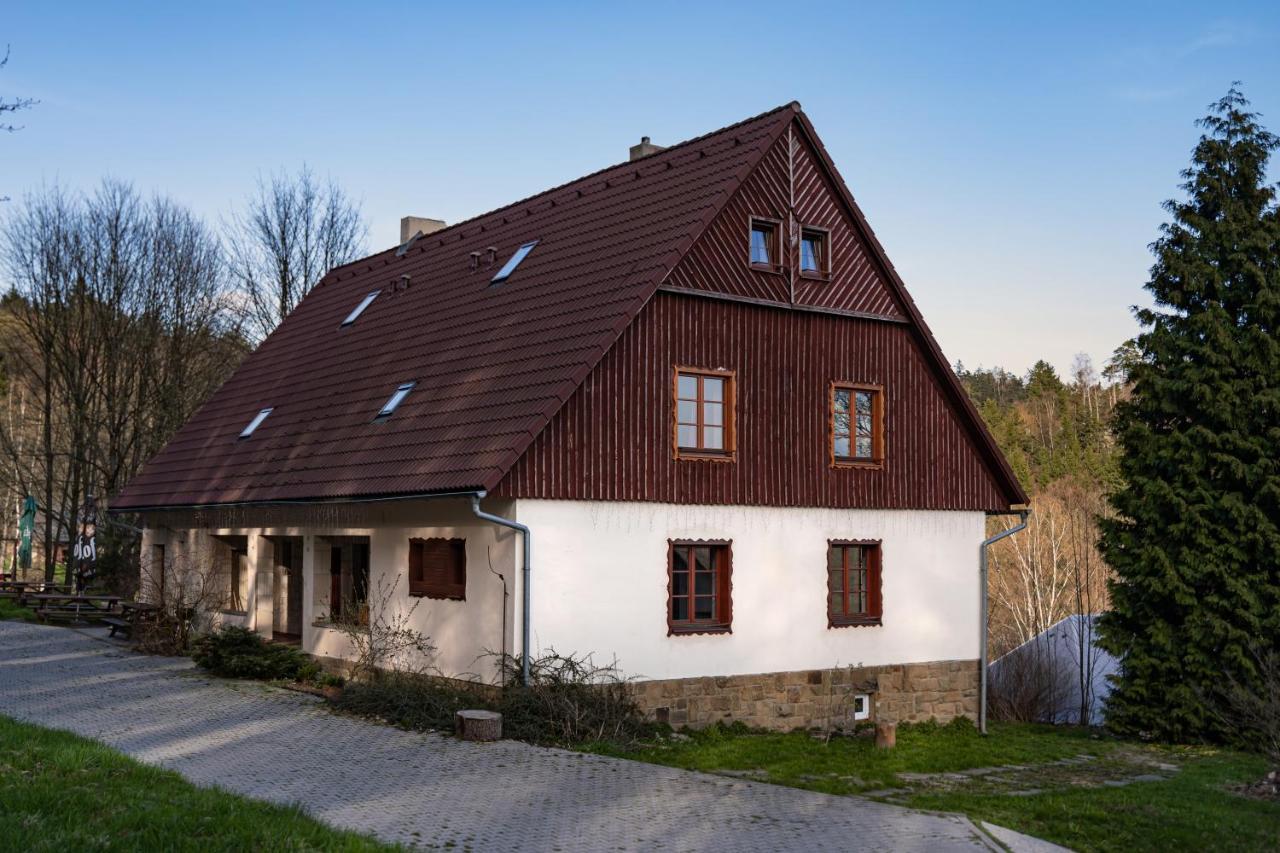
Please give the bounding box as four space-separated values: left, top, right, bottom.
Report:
407 537 466 600
867 545 883 620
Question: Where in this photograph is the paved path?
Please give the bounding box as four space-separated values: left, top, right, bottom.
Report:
0 621 1001 851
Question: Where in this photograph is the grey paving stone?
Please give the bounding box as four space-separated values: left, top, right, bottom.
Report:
0 622 1002 852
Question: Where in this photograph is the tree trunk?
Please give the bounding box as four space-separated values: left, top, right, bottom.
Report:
455 710 502 742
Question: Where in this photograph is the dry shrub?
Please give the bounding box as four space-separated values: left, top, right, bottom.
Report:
988 642 1074 723
495 650 649 746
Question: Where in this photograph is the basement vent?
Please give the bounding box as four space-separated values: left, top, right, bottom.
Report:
239 408 273 439
341 291 381 327
490 240 539 284
376 382 416 420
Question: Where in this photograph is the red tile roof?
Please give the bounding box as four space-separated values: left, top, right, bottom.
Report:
112 104 798 509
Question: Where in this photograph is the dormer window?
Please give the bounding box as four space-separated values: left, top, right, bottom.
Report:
491 240 539 284
800 227 829 278
341 291 381 327
749 218 778 269
376 382 416 420
239 408 273 439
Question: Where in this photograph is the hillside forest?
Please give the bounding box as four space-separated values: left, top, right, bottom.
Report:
958 352 1131 658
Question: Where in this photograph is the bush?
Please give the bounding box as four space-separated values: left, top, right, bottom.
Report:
496 651 650 746
331 650 652 747
332 671 484 731
191 626 312 681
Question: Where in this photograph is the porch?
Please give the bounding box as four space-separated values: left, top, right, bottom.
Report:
138 498 519 683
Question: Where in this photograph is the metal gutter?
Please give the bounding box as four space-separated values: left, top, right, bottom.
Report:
104 489 487 515
979 509 1029 735
468 491 532 687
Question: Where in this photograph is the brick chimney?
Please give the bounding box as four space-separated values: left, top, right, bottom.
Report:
629 136 665 162
400 216 447 243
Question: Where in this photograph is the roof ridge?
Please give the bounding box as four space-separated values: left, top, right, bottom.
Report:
324 102 801 278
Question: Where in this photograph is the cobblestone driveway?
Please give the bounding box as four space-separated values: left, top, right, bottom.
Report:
0 622 999 851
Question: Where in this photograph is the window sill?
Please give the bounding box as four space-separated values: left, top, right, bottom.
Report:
668 624 732 637
833 458 884 470
800 270 831 282
675 449 736 463
408 591 466 601
313 619 369 631
749 262 785 276
829 617 882 629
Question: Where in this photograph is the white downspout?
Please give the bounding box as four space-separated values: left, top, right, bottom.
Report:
979 510 1029 735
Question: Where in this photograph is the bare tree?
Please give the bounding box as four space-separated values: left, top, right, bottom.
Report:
1 45 39 203
225 166 366 341
0 181 244 584
0 45 37 134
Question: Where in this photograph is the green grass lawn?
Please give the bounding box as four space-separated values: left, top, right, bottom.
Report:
0 597 36 621
588 719 1279 852
0 716 396 852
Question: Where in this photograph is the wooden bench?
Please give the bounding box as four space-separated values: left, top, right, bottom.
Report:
102 615 132 638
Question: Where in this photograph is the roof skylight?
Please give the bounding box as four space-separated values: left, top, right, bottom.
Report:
490 240 539 284
341 290 381 327
377 382 416 419
239 408 273 438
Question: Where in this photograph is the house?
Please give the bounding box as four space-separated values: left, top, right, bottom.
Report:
988 614 1118 726
111 103 1027 731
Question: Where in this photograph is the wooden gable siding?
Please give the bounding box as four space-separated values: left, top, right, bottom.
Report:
663 121 905 321
494 290 1009 511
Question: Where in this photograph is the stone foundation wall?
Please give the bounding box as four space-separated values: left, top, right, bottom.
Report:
629 659 979 731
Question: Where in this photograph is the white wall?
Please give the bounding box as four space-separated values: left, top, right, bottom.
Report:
513 500 984 681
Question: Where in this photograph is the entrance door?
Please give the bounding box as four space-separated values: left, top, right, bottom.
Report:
272 538 303 639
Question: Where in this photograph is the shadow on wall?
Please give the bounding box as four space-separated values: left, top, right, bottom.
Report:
988 614 1118 726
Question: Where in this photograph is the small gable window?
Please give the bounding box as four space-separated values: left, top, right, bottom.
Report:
674 368 735 459
832 383 884 465
800 227 829 278
341 291 381 327
239 408 273 439
408 537 466 600
749 218 778 269
668 541 732 634
491 240 539 284
828 541 882 627
377 382 416 420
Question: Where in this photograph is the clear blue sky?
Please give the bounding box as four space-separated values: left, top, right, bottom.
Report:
4 2 1278 378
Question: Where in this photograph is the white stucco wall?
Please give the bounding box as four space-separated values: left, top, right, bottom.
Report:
512 500 985 682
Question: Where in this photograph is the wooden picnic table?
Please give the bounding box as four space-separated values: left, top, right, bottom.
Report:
104 600 162 638
1 581 73 604
27 592 121 623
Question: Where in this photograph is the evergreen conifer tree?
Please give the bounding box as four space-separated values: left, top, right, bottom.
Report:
1099 87 1280 740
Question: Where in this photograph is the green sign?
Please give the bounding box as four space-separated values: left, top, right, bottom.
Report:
17 495 36 570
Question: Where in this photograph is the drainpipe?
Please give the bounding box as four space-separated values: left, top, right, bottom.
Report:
468 491 531 687
979 509 1029 735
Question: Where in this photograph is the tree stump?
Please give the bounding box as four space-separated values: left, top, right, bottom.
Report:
875 721 896 749
456 710 503 742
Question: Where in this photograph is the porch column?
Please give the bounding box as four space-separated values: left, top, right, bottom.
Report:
253 535 272 639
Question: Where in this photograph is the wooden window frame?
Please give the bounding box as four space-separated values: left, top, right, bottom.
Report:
408 537 467 600
830 381 886 469
672 366 737 461
748 216 782 274
667 539 733 636
827 539 883 628
799 225 831 280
